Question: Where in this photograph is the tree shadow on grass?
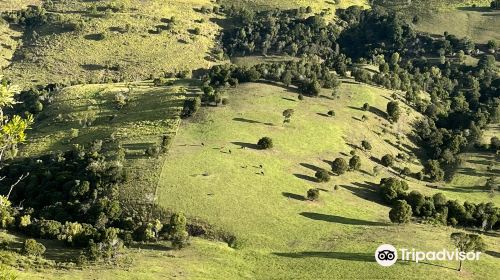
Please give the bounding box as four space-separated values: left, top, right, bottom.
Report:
299 212 388 226
341 181 385 205
300 163 324 172
272 251 372 262
282 97 296 102
294 173 318 183
369 107 387 119
485 251 500 258
233 117 262 124
231 141 259 149
317 112 331 117
282 192 306 201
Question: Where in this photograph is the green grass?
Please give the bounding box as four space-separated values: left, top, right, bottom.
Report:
148 81 500 279
20 79 196 201
379 0 500 43
4 0 223 87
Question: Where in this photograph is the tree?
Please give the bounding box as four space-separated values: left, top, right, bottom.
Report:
389 200 412 224
307 188 319 201
315 169 330 182
450 233 485 271
170 213 189 249
486 39 497 50
327 110 335 117
349 155 361 171
282 71 292 87
407 191 425 215
331 158 348 175
22 239 46 257
425 160 444 182
257 137 273 150
379 177 409 203
386 101 401 122
381 154 395 167
282 109 294 123
361 140 372 151
362 103 370 111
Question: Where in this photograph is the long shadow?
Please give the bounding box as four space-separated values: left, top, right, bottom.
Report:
294 173 318 183
317 112 330 117
233 117 262 124
370 156 382 165
282 192 306 201
322 159 333 166
282 97 296 102
300 163 324 172
341 182 385 205
231 141 259 149
273 251 372 262
347 106 364 112
369 107 387 119
485 251 500 258
299 212 387 226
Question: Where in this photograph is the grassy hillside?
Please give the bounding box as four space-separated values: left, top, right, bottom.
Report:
219 0 368 11
19 79 197 202
152 81 500 279
377 0 500 43
8 80 500 279
3 0 223 86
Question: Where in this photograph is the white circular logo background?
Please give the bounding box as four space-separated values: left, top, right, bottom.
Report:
375 244 398 267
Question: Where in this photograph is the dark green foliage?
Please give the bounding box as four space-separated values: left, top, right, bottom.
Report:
389 200 412 224
257 137 273 150
327 110 335 117
299 79 321 96
349 155 361 171
407 191 425 215
379 177 408 203
331 158 348 175
22 239 46 257
361 140 372 151
425 160 444 182
315 169 330 183
182 97 201 118
307 189 320 201
33 220 62 239
362 103 370 111
381 154 395 167
386 101 400 122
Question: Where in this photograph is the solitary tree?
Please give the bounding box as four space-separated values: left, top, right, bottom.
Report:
381 154 395 167
331 158 348 175
361 140 372 151
450 233 485 271
282 109 294 124
386 101 401 122
315 169 330 182
307 188 320 201
257 137 273 150
389 200 412 224
362 103 370 111
349 155 361 171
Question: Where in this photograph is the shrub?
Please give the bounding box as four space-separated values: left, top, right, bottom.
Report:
170 213 189 249
331 158 348 175
315 169 330 182
381 154 395 167
307 189 320 201
361 140 372 151
389 200 412 224
349 155 361 171
362 103 370 111
298 94 304 100
425 160 444 182
379 177 408 203
327 110 335 117
22 239 46 257
257 137 273 150
386 101 400 122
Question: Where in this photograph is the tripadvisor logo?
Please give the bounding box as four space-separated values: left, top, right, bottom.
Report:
374 244 481 267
